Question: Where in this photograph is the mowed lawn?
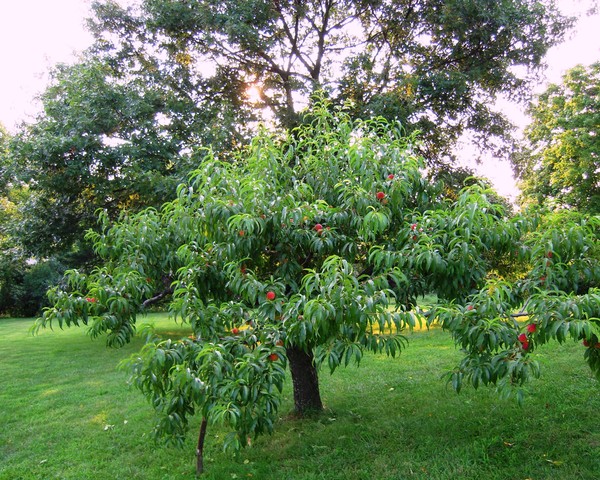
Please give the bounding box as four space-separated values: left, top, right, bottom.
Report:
1 313 599 480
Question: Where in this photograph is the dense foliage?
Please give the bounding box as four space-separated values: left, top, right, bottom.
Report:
6 0 573 256
7 58 203 257
513 62 600 213
35 104 600 473
89 0 571 161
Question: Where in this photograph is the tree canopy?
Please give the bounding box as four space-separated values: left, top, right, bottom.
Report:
8 58 198 257
89 0 571 161
513 62 600 213
35 103 600 474
5 0 573 262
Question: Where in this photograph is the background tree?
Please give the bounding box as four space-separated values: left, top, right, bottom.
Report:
89 0 572 164
36 103 600 473
0 126 68 316
513 62 600 213
7 55 258 259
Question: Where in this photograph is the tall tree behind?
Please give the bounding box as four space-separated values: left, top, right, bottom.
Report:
88 0 572 162
8 54 256 258
512 62 600 213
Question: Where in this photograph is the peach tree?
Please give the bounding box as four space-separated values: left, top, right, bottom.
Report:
34 102 600 473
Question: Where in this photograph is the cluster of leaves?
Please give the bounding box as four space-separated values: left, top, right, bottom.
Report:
0 253 67 317
432 210 600 400
35 102 600 467
122 328 287 451
6 58 201 258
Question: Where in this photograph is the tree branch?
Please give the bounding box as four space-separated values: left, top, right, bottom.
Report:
142 285 174 308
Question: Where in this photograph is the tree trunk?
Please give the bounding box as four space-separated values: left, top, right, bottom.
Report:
286 346 323 414
196 417 208 476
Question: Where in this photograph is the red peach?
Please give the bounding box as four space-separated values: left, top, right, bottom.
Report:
266 291 276 301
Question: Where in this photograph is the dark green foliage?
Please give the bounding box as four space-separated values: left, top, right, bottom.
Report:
0 256 67 317
0 167 69 316
90 0 572 162
8 59 198 257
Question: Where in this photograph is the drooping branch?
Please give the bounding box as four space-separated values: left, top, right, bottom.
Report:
143 275 174 308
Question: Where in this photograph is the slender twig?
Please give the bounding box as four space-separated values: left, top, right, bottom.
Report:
511 312 531 318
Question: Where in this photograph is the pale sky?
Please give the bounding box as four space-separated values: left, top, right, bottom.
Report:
0 1 599 200
0 0 93 130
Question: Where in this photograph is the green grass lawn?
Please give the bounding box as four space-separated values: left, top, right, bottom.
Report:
1 313 598 479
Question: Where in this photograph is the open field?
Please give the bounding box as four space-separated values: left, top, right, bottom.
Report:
1 313 599 479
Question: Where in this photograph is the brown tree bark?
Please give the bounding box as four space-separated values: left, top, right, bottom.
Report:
196 417 208 476
286 345 323 414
